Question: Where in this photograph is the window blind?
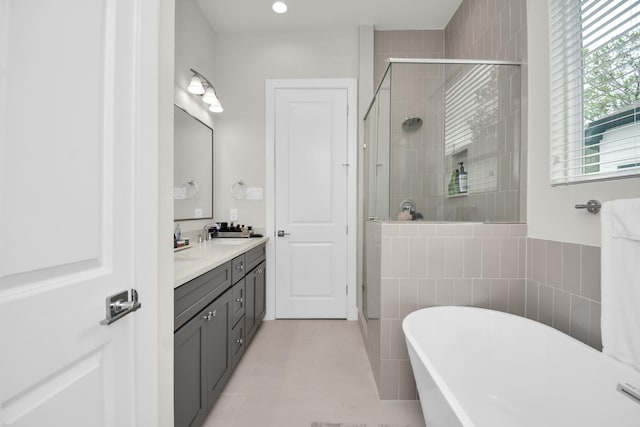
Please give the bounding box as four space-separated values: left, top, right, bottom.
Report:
549 0 640 185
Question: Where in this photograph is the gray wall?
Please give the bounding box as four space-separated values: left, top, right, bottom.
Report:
213 29 359 228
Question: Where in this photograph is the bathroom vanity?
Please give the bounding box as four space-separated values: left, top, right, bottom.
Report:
173 238 267 427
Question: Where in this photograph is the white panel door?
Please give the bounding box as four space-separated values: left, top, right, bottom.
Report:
274 87 348 318
0 1 156 426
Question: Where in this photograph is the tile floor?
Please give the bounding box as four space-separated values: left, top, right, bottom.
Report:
204 320 426 427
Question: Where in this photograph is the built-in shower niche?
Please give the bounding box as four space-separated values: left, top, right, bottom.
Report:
364 59 522 223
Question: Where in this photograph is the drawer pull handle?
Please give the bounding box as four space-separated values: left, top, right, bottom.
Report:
236 297 244 303
236 338 243 345
236 263 244 271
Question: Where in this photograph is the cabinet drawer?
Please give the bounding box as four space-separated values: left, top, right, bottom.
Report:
245 243 266 272
231 278 246 326
231 254 245 284
231 316 245 368
174 262 231 331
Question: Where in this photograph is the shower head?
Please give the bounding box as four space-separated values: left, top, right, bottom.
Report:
402 117 423 133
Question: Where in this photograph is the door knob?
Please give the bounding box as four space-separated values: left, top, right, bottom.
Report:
101 289 142 325
277 230 291 237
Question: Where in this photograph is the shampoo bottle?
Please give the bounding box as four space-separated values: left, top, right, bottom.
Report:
448 169 459 196
458 162 468 193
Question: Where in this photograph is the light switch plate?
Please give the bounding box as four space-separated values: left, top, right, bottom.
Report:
246 187 263 200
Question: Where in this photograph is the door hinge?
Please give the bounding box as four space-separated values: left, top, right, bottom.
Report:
346 225 348 234
346 284 348 295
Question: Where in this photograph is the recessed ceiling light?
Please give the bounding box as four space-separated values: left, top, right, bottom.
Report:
272 1 287 14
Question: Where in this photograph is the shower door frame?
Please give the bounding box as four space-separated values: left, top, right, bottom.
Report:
363 57 522 222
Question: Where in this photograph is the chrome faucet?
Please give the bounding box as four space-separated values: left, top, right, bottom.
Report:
203 224 215 240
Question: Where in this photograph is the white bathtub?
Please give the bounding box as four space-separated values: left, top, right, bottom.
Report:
402 306 640 427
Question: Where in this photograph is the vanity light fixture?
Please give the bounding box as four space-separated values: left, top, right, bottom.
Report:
187 75 205 95
187 68 224 113
209 100 223 113
272 1 287 14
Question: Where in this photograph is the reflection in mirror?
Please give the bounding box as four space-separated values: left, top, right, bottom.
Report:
174 104 213 220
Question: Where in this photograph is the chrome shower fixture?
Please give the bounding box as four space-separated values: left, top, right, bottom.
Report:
401 117 423 132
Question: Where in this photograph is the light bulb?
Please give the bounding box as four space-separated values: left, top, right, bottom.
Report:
272 1 287 14
209 100 223 113
202 87 218 104
187 75 205 95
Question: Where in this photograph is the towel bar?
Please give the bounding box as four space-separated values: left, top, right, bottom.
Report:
575 199 601 214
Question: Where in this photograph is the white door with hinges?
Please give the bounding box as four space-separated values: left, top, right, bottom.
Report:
0 1 158 426
272 84 349 318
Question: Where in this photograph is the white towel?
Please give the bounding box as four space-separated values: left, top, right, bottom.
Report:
601 198 640 372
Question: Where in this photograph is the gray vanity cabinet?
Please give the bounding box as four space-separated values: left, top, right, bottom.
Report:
174 289 231 427
204 291 232 410
174 306 207 427
174 242 266 427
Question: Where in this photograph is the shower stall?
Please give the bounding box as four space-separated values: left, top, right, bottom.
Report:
361 59 524 397
364 59 522 223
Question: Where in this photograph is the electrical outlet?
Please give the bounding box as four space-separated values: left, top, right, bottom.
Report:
230 208 238 221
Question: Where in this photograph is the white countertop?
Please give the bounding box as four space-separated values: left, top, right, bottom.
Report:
174 237 268 289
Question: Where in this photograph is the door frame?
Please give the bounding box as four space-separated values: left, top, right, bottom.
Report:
265 79 358 321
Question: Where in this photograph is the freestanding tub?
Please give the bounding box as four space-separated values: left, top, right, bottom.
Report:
403 306 640 427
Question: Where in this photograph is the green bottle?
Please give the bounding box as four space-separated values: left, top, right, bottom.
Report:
448 169 459 196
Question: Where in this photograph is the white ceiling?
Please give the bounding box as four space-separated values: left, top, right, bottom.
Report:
196 0 463 33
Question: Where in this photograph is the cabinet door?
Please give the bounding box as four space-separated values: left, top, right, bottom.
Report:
231 254 245 284
246 262 266 345
175 314 207 427
231 316 245 368
205 290 232 410
231 278 246 326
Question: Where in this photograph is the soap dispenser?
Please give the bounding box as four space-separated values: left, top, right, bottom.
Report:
458 162 468 193
175 223 182 241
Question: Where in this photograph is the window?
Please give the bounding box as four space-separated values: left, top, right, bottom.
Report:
549 0 640 185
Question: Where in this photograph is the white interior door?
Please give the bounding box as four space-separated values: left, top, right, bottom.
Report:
0 1 157 426
274 86 349 318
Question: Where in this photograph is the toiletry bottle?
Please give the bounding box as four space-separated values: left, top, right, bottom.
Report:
458 162 468 193
448 169 459 196
175 223 181 241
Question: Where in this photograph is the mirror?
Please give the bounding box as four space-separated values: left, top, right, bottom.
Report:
174 104 213 220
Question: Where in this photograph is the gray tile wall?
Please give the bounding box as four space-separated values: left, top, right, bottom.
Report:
525 238 602 350
444 0 528 223
363 229 604 401
364 221 382 387
373 31 446 221
365 222 527 399
373 30 445 89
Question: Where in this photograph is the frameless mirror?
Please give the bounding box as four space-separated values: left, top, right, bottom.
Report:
174 104 213 220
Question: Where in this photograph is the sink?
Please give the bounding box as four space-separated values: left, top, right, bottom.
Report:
213 239 249 246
